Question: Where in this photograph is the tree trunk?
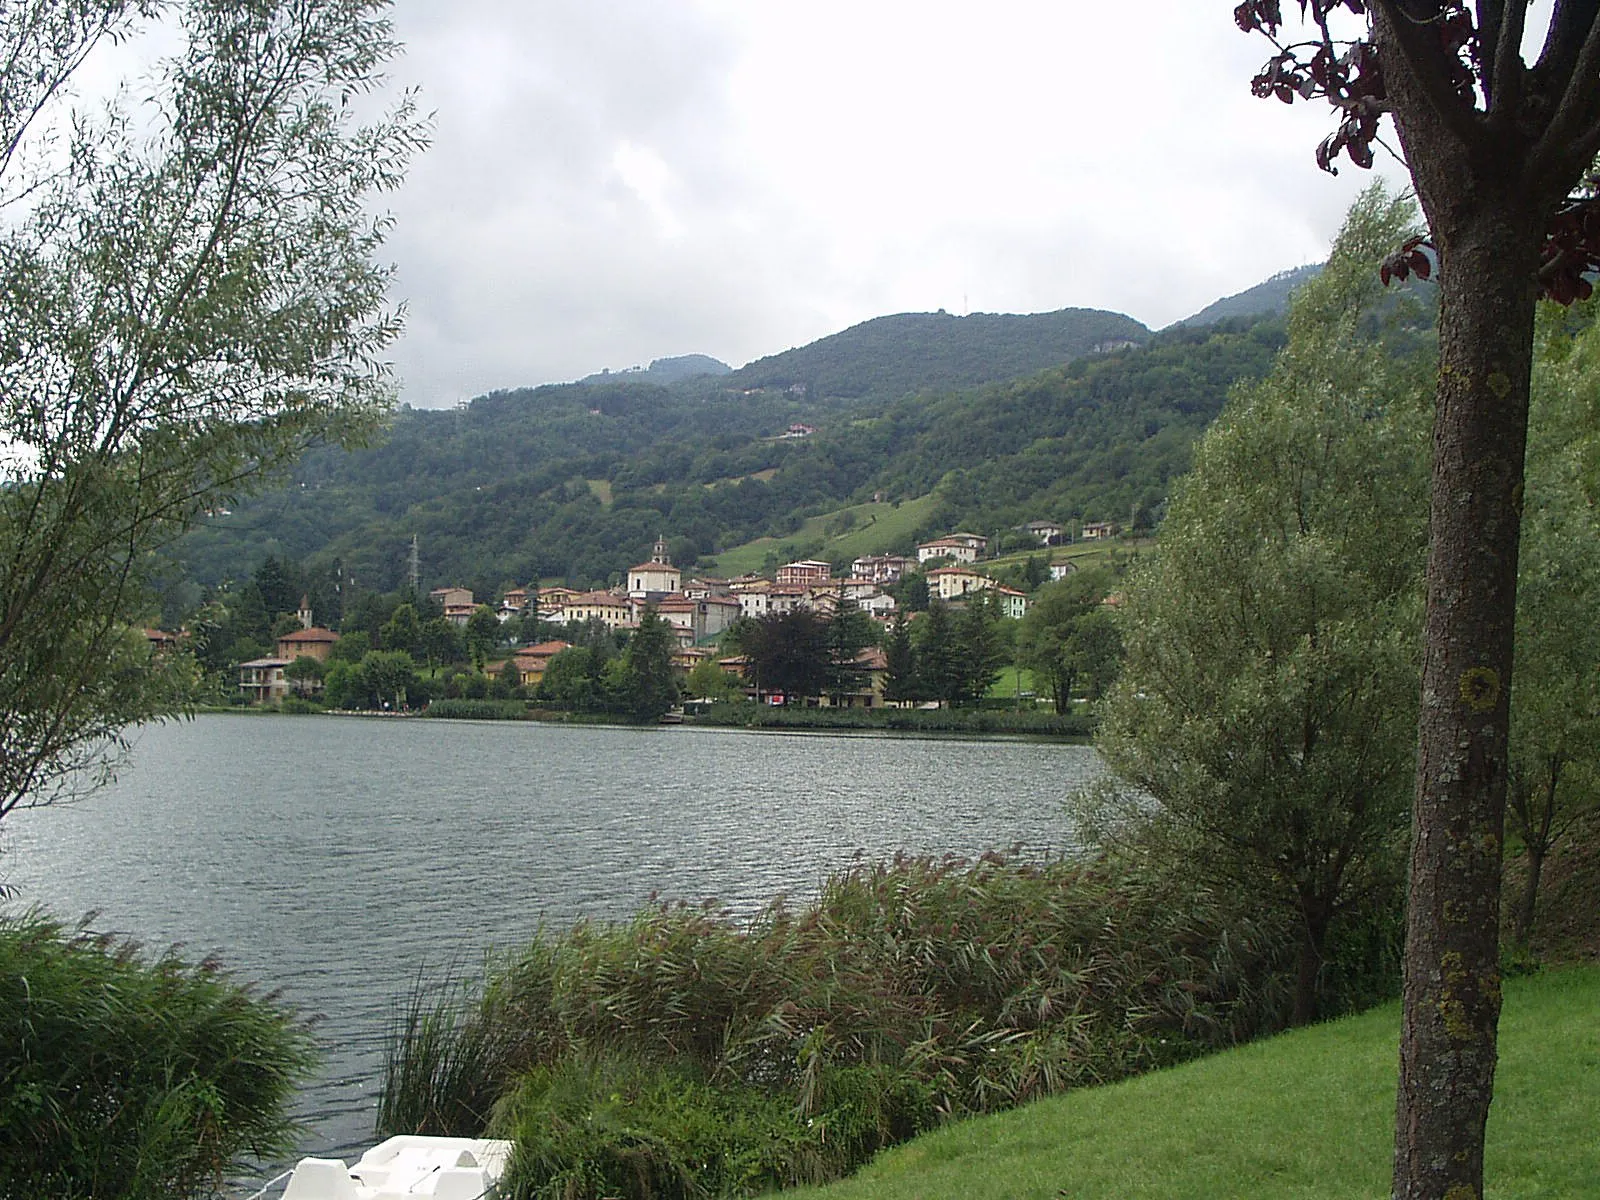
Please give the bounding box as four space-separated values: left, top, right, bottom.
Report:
1512 758 1561 948
1293 903 1330 1027
1393 212 1540 1200
1513 840 1545 949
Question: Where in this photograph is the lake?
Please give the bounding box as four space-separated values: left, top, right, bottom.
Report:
0 714 1099 1163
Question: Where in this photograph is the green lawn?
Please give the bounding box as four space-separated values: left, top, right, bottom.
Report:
987 665 1039 702
707 495 939 577
772 966 1600 1200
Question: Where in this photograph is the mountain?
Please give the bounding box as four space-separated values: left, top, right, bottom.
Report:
581 354 731 386
1171 264 1323 329
165 311 1284 612
726 308 1151 401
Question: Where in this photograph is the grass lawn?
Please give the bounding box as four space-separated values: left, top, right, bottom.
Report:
987 665 1039 702
708 495 938 577
772 965 1600 1200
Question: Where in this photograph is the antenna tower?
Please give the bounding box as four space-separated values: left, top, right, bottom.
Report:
408 534 420 596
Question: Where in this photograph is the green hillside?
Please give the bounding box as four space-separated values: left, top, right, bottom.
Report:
1170 263 1323 329
730 307 1150 401
163 312 1285 616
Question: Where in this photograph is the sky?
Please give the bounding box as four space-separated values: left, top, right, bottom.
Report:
340 4 1424 406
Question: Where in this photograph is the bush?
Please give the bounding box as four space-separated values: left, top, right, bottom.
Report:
690 700 1095 737
0 911 315 1200
423 698 529 721
493 1056 836 1200
380 853 1296 1198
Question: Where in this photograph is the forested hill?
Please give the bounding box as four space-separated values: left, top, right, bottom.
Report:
1171 264 1323 328
167 314 1284 613
580 354 731 386
727 308 1151 400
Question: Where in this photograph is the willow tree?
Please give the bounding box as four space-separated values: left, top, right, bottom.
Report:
0 1 425 820
1506 306 1600 948
1095 187 1430 1030
1235 4 1600 1195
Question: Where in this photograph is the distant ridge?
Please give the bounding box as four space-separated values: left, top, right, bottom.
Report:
725 307 1151 402
1170 264 1323 329
582 353 731 386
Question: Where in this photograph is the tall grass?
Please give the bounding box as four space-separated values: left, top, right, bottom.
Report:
772 965 1600 1200
380 853 1304 1198
690 702 1094 737
0 910 315 1200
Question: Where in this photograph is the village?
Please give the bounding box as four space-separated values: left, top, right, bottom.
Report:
234 525 1119 708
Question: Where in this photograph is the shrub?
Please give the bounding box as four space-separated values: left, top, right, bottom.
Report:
381 854 1296 1198
423 698 529 721
0 911 315 1200
692 701 1095 737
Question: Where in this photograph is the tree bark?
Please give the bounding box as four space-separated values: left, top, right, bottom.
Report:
1514 840 1546 949
1392 214 1540 1200
1293 902 1330 1027
1511 758 1561 947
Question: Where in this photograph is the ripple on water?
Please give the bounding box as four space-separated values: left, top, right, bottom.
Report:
0 715 1098 1162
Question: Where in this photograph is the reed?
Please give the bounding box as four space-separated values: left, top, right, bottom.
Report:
0 910 315 1200
381 852 1307 1198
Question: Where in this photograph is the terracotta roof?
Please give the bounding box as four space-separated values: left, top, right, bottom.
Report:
516 640 572 659
568 591 628 605
278 626 339 643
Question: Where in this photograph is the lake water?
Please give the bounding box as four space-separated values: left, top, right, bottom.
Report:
0 714 1099 1163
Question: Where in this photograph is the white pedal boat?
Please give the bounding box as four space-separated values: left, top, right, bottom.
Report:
255 1135 513 1200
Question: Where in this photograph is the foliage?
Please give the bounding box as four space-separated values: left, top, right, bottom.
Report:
772 965 1600 1200
729 610 833 703
953 593 1010 706
684 657 744 702
536 646 616 714
881 616 918 704
0 911 315 1200
169 315 1287 601
0 0 423 821
1016 569 1121 713
324 649 420 710
618 606 680 722
730 307 1150 401
1505 305 1600 945
823 601 878 701
283 655 325 697
1092 188 1431 1025
492 1056 838 1200
688 701 1094 738
379 852 1298 1199
423 699 529 721
1238 6 1600 1193
464 606 502 668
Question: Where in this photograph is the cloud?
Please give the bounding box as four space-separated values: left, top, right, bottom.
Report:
380 1 1411 408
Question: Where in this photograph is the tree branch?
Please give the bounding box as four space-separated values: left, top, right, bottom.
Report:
1532 0 1600 86
1534 12 1600 182
1370 0 1486 150
1481 0 1529 121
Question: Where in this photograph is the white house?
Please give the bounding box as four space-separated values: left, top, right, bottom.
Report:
927 565 995 601
995 586 1030 620
917 533 988 564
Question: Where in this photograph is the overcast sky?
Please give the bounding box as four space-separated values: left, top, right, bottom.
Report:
375 1 1411 408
